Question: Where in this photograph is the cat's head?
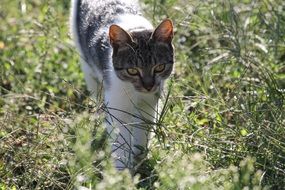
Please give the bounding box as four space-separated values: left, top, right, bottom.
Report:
109 19 174 93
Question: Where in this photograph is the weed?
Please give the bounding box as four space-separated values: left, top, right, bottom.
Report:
0 0 284 189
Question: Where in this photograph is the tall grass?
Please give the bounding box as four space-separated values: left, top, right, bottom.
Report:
0 0 284 189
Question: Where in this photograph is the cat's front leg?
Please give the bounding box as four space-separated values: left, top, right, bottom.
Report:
105 107 154 172
132 123 151 162
132 96 158 167
105 110 135 171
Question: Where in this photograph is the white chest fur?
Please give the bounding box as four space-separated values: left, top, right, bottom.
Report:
104 71 159 171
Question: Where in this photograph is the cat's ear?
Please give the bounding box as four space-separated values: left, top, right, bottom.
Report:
109 25 133 47
152 19 174 43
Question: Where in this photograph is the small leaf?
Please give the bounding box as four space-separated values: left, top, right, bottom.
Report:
0 41 4 49
240 129 248 137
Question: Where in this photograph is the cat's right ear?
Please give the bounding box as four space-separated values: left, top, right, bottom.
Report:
152 19 174 43
109 25 133 48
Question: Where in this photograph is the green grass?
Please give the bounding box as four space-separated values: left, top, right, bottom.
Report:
1 0 284 189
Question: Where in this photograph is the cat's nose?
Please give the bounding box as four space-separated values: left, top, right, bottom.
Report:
145 85 153 91
142 77 154 91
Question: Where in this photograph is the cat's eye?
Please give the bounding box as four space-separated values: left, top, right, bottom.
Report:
127 68 139 75
154 64 165 73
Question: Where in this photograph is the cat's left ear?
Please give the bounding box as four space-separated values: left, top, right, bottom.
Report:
152 19 174 43
109 25 133 48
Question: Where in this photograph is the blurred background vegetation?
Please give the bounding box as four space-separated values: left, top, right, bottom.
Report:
0 0 284 189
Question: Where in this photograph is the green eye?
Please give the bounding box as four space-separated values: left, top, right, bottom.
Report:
154 64 165 73
127 68 139 75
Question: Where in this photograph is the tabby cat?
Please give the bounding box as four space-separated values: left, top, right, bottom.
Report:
70 0 174 172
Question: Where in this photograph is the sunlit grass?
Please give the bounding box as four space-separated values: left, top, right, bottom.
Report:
0 0 284 189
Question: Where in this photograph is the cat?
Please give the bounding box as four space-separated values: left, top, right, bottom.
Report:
70 0 174 172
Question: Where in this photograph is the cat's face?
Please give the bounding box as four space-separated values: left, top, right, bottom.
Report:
109 19 174 93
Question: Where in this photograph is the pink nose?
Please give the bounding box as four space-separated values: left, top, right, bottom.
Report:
145 85 153 91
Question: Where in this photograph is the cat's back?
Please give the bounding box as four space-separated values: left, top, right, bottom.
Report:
77 0 140 31
72 0 139 47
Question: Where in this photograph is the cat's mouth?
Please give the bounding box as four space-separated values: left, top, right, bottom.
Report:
134 85 159 93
